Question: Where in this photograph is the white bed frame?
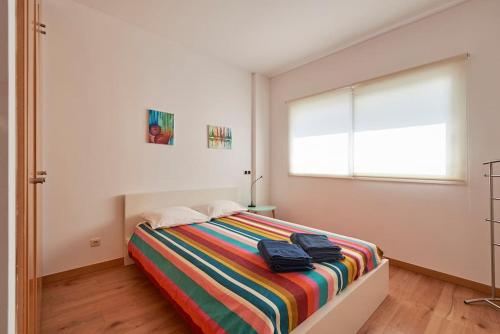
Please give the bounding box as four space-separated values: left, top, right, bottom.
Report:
123 187 389 334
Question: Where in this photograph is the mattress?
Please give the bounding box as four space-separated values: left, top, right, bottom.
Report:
128 212 382 334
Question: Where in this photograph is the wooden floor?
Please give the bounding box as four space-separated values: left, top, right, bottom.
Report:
41 264 500 334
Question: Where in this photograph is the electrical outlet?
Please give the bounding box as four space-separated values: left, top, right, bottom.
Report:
90 237 101 247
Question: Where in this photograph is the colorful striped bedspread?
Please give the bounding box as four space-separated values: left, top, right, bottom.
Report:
128 212 382 334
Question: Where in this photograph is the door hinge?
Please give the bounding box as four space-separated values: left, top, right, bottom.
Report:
29 177 46 184
36 22 46 35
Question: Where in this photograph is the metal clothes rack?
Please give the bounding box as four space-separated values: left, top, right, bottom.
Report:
464 160 500 310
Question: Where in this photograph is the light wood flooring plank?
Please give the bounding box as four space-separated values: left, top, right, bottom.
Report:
42 264 500 333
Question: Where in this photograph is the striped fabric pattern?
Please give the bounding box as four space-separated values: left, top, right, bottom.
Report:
128 212 382 334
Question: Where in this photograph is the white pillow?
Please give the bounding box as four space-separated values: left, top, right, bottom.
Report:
195 200 248 219
141 206 209 229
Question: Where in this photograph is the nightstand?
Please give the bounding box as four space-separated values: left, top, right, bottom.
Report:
247 205 277 218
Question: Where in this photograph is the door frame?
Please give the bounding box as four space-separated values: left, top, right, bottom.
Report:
16 0 28 330
16 0 42 332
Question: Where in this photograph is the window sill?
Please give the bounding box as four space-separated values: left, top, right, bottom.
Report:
288 173 467 185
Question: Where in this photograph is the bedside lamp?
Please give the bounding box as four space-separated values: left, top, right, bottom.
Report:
249 175 263 208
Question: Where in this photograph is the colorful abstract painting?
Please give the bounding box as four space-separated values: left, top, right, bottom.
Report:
148 109 174 145
207 125 232 149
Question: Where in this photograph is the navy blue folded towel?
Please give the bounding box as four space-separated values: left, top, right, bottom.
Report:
290 233 345 263
257 239 314 273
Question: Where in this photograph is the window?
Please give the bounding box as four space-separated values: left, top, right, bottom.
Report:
288 56 467 182
289 88 352 176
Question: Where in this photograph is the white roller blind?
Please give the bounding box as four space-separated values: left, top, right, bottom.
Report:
353 59 467 180
288 56 467 182
289 88 352 176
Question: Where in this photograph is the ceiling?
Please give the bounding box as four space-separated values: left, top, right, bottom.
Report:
73 0 466 76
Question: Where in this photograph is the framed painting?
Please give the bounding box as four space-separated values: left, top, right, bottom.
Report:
148 109 174 145
207 125 232 149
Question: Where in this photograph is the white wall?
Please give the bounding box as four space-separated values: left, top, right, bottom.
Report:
252 73 270 205
42 0 253 275
0 0 9 330
270 0 500 285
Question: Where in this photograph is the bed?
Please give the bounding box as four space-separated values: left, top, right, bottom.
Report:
124 188 388 334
